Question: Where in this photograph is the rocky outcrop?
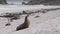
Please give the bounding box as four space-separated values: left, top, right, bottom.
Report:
22 0 60 5
0 0 7 4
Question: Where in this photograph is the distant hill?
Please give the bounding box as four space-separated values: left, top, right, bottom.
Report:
22 0 60 5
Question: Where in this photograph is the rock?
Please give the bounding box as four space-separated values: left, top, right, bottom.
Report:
0 0 7 4
23 0 60 5
5 23 11 26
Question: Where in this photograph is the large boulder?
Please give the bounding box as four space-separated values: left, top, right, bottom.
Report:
0 0 7 4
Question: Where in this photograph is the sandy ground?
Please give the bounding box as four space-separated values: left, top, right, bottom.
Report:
0 5 60 34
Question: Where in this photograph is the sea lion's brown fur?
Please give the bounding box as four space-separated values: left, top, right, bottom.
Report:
16 15 30 31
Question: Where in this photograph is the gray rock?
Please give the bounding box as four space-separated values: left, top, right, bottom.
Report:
0 0 7 4
22 0 60 5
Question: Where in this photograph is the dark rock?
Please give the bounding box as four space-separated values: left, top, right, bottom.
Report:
35 15 40 18
5 23 11 26
23 0 60 5
0 0 7 4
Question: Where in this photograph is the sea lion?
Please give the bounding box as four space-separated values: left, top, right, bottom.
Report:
16 15 30 31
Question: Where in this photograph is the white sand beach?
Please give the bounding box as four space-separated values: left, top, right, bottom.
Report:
0 5 60 34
